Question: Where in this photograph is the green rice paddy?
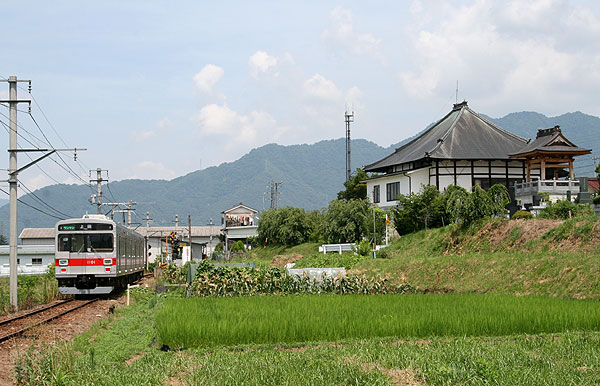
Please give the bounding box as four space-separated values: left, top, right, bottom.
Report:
156 294 600 348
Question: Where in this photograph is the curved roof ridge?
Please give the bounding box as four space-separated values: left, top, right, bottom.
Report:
429 106 465 156
395 106 461 154
466 106 529 143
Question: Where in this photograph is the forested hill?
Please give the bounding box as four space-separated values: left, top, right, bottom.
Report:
0 110 597 234
0 139 391 232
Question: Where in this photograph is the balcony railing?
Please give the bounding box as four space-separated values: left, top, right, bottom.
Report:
514 179 580 196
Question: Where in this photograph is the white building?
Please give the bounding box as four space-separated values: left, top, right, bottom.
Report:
364 102 533 210
222 203 258 251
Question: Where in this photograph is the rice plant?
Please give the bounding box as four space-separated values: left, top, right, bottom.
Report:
156 294 600 348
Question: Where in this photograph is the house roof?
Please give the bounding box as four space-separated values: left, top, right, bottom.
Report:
364 101 529 173
19 228 55 240
509 126 591 158
222 203 258 214
588 178 599 191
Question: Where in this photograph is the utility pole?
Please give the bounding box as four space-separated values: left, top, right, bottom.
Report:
372 186 377 259
345 110 354 181
1 76 84 310
188 215 193 261
145 212 151 228
89 168 108 214
112 200 136 227
174 214 179 228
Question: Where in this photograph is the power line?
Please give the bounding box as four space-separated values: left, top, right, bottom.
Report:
19 181 73 219
0 187 65 220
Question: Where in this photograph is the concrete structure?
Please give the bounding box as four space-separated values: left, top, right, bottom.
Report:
222 203 258 251
364 101 531 210
19 228 55 245
0 245 55 277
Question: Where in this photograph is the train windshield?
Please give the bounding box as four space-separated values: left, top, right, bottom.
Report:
58 234 114 252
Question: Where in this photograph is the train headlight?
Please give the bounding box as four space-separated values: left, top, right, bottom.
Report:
103 259 113 265
58 259 68 266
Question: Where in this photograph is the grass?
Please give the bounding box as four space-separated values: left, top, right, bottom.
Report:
13 291 600 385
0 271 59 314
156 294 600 348
247 242 320 261
292 252 365 269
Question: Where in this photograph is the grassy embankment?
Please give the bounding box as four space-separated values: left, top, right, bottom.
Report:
257 216 600 300
14 290 600 386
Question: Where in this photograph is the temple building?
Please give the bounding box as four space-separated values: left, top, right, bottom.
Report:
364 101 590 211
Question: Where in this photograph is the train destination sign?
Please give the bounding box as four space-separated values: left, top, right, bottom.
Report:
58 223 113 231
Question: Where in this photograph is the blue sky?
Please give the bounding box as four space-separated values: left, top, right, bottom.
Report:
2 0 600 191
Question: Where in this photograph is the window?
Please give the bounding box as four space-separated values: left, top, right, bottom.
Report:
88 234 113 252
386 182 400 201
32 258 42 265
373 185 380 203
57 234 113 253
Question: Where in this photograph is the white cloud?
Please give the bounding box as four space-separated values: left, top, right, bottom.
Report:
399 0 600 114
193 64 224 94
303 74 343 101
192 104 284 147
131 118 174 142
322 6 385 64
249 51 279 79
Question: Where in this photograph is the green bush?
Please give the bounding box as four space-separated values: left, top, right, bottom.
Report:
512 210 533 220
538 200 593 220
231 240 246 252
322 199 384 243
593 195 600 205
352 240 372 257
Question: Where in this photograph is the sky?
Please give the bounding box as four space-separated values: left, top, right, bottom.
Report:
2 0 600 192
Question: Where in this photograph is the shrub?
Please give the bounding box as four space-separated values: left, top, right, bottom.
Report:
352 239 372 257
321 199 384 243
538 200 593 220
593 195 600 205
512 210 533 220
230 240 246 252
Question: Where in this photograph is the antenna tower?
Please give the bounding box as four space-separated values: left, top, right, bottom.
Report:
345 110 354 181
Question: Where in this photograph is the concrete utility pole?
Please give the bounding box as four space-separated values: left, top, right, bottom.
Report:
345 110 354 182
89 168 108 214
188 215 193 261
112 200 136 227
1 76 84 310
174 214 179 228
145 212 151 228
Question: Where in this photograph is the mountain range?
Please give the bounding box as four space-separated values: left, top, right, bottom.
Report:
0 110 597 234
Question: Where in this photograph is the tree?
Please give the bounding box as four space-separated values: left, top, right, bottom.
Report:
322 199 371 243
257 207 313 246
390 185 447 235
337 168 369 200
447 184 510 226
0 234 6 245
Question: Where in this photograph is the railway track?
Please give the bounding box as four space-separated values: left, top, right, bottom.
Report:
0 298 99 343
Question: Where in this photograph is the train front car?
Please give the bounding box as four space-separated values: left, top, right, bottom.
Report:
55 214 145 295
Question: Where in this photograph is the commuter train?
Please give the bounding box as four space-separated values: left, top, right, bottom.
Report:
55 214 145 295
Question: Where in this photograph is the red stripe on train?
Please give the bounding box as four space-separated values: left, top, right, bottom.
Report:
55 258 116 266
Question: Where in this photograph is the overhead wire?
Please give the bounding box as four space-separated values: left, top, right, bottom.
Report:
19 181 74 218
0 187 65 220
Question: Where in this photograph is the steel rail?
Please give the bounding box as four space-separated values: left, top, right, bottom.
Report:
0 299 73 327
0 298 98 343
